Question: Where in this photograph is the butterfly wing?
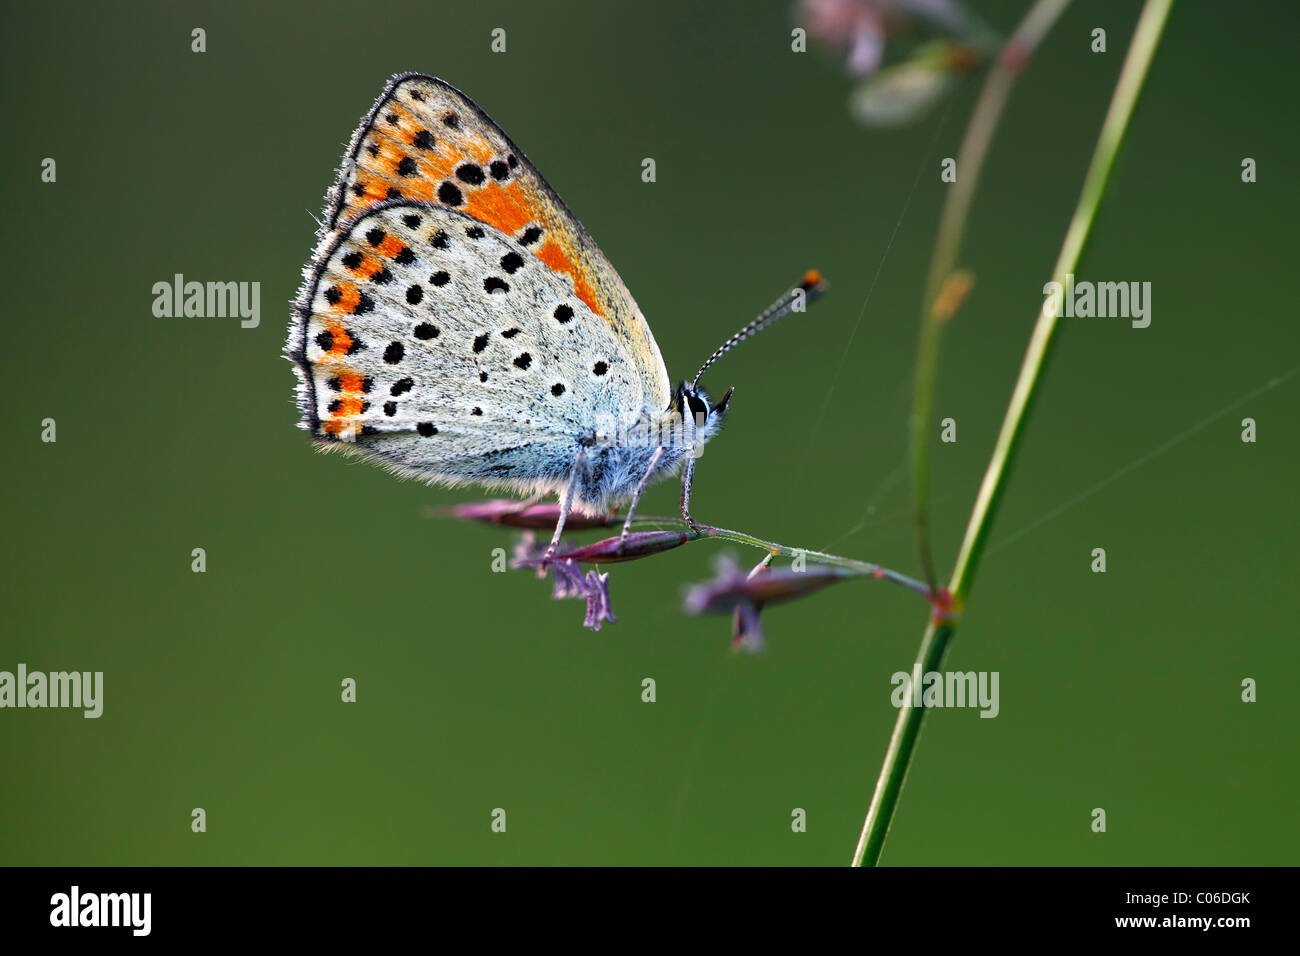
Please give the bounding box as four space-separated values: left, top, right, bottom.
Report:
287 200 645 497
312 73 670 410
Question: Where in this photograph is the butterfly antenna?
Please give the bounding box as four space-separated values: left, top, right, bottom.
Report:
691 270 827 390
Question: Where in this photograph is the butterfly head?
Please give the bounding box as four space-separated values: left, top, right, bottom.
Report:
669 381 734 445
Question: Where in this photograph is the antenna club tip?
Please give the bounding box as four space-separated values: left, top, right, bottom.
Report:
800 269 826 292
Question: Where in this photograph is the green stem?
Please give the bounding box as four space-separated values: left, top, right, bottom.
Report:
624 515 933 598
910 0 1074 591
854 0 1175 867
853 617 952 866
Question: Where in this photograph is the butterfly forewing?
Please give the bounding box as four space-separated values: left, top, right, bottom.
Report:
314 73 670 410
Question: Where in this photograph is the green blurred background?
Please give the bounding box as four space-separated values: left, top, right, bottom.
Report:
2 0 1296 865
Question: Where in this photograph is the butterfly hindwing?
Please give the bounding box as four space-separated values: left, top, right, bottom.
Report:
315 73 670 410
289 200 644 490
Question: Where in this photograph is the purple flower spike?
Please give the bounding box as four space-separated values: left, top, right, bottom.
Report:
535 558 617 632
801 0 975 77
512 530 577 568
732 601 765 654
685 559 851 613
513 530 543 567
685 554 854 651
549 558 589 601
582 569 616 632
445 499 617 530
803 0 888 76
539 530 692 565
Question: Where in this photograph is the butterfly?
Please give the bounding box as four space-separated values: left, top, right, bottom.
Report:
286 74 824 555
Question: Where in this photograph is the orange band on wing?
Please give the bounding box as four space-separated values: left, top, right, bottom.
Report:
335 372 366 392
464 181 534 237
345 107 609 319
333 282 361 317
536 241 600 315
376 235 406 259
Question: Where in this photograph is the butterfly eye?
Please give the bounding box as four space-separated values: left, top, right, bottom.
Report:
686 391 709 423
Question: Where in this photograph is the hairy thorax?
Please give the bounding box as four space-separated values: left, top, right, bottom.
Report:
569 396 723 512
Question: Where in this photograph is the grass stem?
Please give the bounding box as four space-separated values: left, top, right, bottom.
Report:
854 0 1175 867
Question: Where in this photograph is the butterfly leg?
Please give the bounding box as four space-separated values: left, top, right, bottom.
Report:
542 451 585 561
619 446 665 544
679 451 701 533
